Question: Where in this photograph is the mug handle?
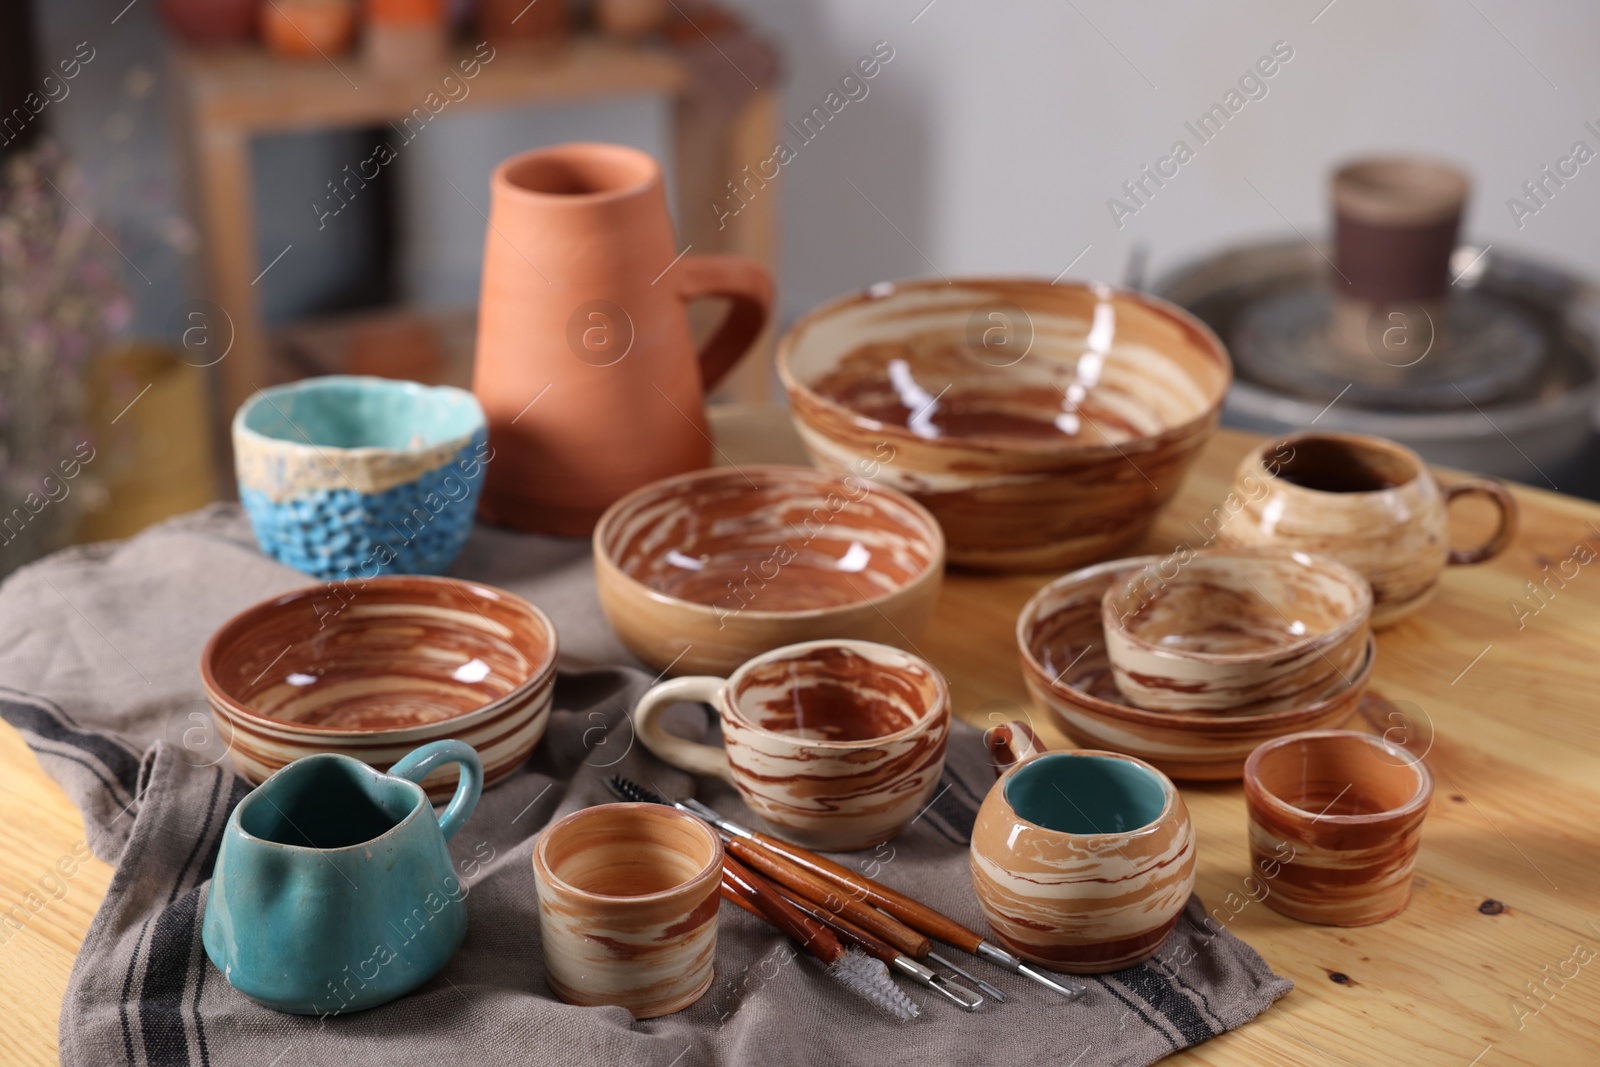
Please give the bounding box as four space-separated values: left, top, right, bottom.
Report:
632 676 737 783
1443 477 1518 565
984 720 1047 778
677 254 773 392
390 740 483 842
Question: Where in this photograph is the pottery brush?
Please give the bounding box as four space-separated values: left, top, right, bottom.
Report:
772 882 984 1011
605 776 1083 1000
721 827 1007 1005
720 855 920 1022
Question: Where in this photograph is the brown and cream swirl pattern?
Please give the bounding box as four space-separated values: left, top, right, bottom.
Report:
969 741 1196 973
777 278 1231 571
1243 730 1433 926
595 465 943 677
201 576 557 799
1017 557 1370 780
532 803 723 1018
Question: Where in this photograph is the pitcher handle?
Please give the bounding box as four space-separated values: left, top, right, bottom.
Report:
390 740 483 842
677 254 773 392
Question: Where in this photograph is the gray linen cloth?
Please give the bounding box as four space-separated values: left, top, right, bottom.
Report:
0 506 1290 1067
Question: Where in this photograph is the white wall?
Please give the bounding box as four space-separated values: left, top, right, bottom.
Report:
717 0 1600 323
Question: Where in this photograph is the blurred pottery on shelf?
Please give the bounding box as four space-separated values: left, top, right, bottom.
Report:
1017 557 1370 781
475 0 567 45
233 375 486 579
1101 548 1371 715
262 0 358 57
594 465 944 677
201 575 557 800
364 0 448 74
202 740 483 1013
594 0 669 38
1244 730 1434 926
1219 432 1518 627
157 0 260 44
472 142 772 536
777 278 1230 571
969 723 1195 973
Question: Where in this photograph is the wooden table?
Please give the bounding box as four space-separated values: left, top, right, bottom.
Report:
4 415 1598 1065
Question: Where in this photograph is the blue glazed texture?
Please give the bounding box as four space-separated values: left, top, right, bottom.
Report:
232 377 489 580
239 433 488 580
202 741 483 1017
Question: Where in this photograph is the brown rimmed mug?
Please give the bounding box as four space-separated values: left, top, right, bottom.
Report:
1221 432 1517 627
532 803 722 1017
1243 730 1433 926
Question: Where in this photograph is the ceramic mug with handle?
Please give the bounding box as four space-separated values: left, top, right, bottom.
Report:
1220 431 1517 627
632 639 950 851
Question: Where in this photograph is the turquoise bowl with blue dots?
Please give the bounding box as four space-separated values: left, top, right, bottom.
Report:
233 376 489 580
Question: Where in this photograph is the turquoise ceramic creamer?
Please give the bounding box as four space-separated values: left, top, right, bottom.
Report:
202 740 482 1016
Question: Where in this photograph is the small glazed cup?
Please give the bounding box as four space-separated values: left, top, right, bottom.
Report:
632 639 950 850
1243 730 1433 926
1220 432 1518 628
532 803 723 1018
969 723 1196 973
1102 549 1372 714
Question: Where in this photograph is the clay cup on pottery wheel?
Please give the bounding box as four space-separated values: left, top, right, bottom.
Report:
777 278 1231 571
1017 556 1372 780
201 576 557 799
594 465 944 677
1102 549 1371 714
969 723 1196 973
1244 730 1433 926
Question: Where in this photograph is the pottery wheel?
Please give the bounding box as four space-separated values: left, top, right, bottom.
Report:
1231 287 1545 409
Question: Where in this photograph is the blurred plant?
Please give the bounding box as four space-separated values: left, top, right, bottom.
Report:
0 141 129 567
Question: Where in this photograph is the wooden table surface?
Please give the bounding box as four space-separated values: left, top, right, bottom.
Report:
4 414 1598 1065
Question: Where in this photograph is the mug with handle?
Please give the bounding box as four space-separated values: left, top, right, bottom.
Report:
632 639 950 851
203 739 483 1015
1221 431 1518 627
969 722 1196 973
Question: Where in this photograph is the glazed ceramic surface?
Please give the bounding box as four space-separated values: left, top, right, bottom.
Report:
532 803 722 1018
969 725 1196 973
1219 432 1518 627
234 376 488 580
1102 549 1371 714
1244 730 1433 926
472 142 772 536
777 278 1231 571
201 576 556 799
632 640 950 850
1018 557 1370 780
203 740 482 1015
594 465 944 676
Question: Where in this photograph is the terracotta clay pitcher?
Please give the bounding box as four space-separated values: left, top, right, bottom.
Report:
472 142 773 535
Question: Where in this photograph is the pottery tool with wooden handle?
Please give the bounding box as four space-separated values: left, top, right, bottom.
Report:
719 855 920 1021
607 776 1087 999
772 881 984 1011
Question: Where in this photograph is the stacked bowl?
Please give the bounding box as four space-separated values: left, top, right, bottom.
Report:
1017 551 1375 780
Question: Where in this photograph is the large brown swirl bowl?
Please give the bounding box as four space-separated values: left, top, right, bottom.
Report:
201 576 557 799
1017 557 1371 780
595 465 944 677
777 278 1231 571
969 723 1196 973
1102 548 1372 715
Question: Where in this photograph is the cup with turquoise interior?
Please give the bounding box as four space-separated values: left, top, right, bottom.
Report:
202 739 483 1015
969 722 1196 972
233 375 488 579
